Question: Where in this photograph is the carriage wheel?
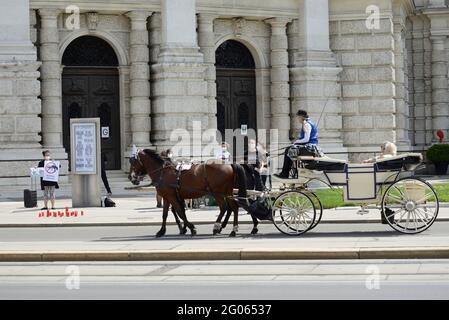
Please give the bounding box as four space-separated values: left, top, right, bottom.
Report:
381 177 439 234
272 191 316 236
304 191 323 231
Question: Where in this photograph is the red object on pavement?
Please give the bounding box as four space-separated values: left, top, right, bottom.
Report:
437 129 444 143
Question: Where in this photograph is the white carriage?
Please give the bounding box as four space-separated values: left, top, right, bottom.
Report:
263 153 439 236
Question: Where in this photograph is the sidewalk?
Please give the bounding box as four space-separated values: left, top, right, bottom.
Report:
1 229 449 261
2 193 449 262
1 194 448 228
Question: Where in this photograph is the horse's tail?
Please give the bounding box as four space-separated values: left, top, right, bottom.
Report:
231 163 249 210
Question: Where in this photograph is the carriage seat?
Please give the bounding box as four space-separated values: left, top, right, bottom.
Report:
297 153 422 173
374 153 422 171
298 156 347 172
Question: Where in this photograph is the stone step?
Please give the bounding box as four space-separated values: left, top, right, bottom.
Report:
0 184 153 201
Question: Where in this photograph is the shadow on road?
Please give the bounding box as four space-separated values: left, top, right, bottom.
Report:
94 229 407 242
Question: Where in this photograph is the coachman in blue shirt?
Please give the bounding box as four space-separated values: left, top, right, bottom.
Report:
274 109 321 179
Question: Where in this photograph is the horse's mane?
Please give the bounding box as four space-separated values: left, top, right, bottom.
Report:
142 149 165 165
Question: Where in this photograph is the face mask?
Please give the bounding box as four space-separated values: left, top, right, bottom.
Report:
44 156 50 160
167 153 173 158
222 147 227 151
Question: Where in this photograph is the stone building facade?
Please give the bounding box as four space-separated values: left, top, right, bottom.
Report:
0 0 449 191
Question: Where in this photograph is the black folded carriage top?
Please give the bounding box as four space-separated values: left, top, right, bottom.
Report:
299 156 347 172
298 153 423 173
375 153 422 171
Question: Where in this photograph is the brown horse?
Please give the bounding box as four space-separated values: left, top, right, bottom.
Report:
128 149 248 237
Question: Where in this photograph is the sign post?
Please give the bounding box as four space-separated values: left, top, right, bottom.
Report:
70 118 102 207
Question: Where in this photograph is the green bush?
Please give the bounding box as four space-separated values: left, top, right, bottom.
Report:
427 144 449 162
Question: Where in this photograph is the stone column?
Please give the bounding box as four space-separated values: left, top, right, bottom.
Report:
126 10 153 149
430 35 449 141
197 13 218 132
149 13 162 65
411 15 426 146
0 0 44 189
423 18 433 145
39 9 65 154
394 22 411 148
266 18 291 147
152 0 209 159
291 0 345 157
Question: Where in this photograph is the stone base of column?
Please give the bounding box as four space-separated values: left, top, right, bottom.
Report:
290 62 346 159
151 60 216 159
396 140 413 152
295 50 339 68
158 45 204 64
0 61 70 188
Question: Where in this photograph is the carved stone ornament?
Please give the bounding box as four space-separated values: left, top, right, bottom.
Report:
233 17 246 37
87 12 99 30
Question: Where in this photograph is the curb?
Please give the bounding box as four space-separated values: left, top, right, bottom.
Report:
1 247 449 262
0 218 448 228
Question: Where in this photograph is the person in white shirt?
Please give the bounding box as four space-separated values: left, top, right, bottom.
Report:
243 139 265 191
215 142 231 163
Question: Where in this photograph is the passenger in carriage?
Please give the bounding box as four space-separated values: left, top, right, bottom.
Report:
362 141 397 163
243 139 266 191
215 141 231 163
274 109 322 179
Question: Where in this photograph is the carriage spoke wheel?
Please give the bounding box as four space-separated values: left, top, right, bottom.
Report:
381 177 439 234
272 191 316 236
304 191 323 231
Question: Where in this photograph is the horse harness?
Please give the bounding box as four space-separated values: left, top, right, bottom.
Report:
150 161 230 206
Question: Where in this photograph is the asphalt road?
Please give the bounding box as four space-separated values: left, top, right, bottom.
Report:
0 260 449 299
1 223 449 299
0 221 448 241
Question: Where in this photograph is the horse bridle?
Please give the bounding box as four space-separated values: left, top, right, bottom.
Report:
130 151 175 184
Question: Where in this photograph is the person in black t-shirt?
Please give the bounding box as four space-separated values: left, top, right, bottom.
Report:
101 151 112 196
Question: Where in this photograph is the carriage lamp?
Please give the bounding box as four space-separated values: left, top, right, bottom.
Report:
437 129 444 143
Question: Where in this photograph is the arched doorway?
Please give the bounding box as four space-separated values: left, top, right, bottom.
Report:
62 36 121 170
215 40 257 158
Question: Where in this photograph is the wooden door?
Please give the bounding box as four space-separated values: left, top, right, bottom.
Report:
216 68 256 161
62 68 121 170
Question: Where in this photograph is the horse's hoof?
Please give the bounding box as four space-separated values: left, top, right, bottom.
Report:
213 229 219 235
180 227 187 235
156 230 166 238
229 231 236 237
191 229 197 236
251 228 258 235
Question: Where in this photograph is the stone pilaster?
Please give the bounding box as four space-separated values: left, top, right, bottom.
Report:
0 2 61 189
430 35 449 141
39 9 62 148
152 0 209 159
291 0 345 157
0 61 44 183
266 18 291 147
149 12 162 65
405 19 414 146
198 13 219 132
393 21 412 148
126 10 153 149
423 18 433 145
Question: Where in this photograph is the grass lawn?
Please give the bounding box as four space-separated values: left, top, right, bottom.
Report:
312 182 449 209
